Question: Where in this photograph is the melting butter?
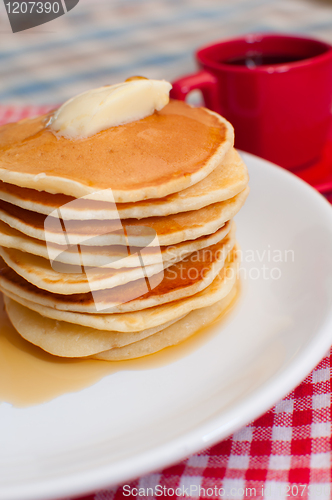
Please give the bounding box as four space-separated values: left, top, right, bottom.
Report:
48 78 172 139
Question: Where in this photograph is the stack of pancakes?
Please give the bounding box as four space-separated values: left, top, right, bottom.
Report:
0 100 249 360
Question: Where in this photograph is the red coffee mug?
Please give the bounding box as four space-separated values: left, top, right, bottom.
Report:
171 34 332 170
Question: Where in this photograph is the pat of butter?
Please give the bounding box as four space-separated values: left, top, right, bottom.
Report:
48 78 172 139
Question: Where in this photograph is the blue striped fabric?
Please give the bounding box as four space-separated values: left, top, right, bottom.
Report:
0 0 332 104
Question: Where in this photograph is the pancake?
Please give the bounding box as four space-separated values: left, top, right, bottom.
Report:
3 295 185 357
4 282 237 359
0 218 231 268
0 187 249 246
0 245 239 332
0 148 248 220
95 283 238 361
0 223 236 312
0 244 172 294
0 224 235 297
0 100 234 202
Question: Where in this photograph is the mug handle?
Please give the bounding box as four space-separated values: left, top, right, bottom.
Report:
170 70 219 111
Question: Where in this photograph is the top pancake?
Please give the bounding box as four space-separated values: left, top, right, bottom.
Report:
0 100 234 203
0 148 248 220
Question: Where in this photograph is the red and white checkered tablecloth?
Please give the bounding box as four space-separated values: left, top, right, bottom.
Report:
76 349 332 500
1 107 331 500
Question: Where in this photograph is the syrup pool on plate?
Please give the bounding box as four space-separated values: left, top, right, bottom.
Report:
0 285 239 408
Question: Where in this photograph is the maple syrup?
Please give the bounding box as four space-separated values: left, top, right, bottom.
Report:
0 285 239 408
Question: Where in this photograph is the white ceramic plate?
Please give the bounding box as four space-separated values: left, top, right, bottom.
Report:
1 152 332 500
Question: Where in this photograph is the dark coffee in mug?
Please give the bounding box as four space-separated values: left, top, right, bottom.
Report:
223 52 307 68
